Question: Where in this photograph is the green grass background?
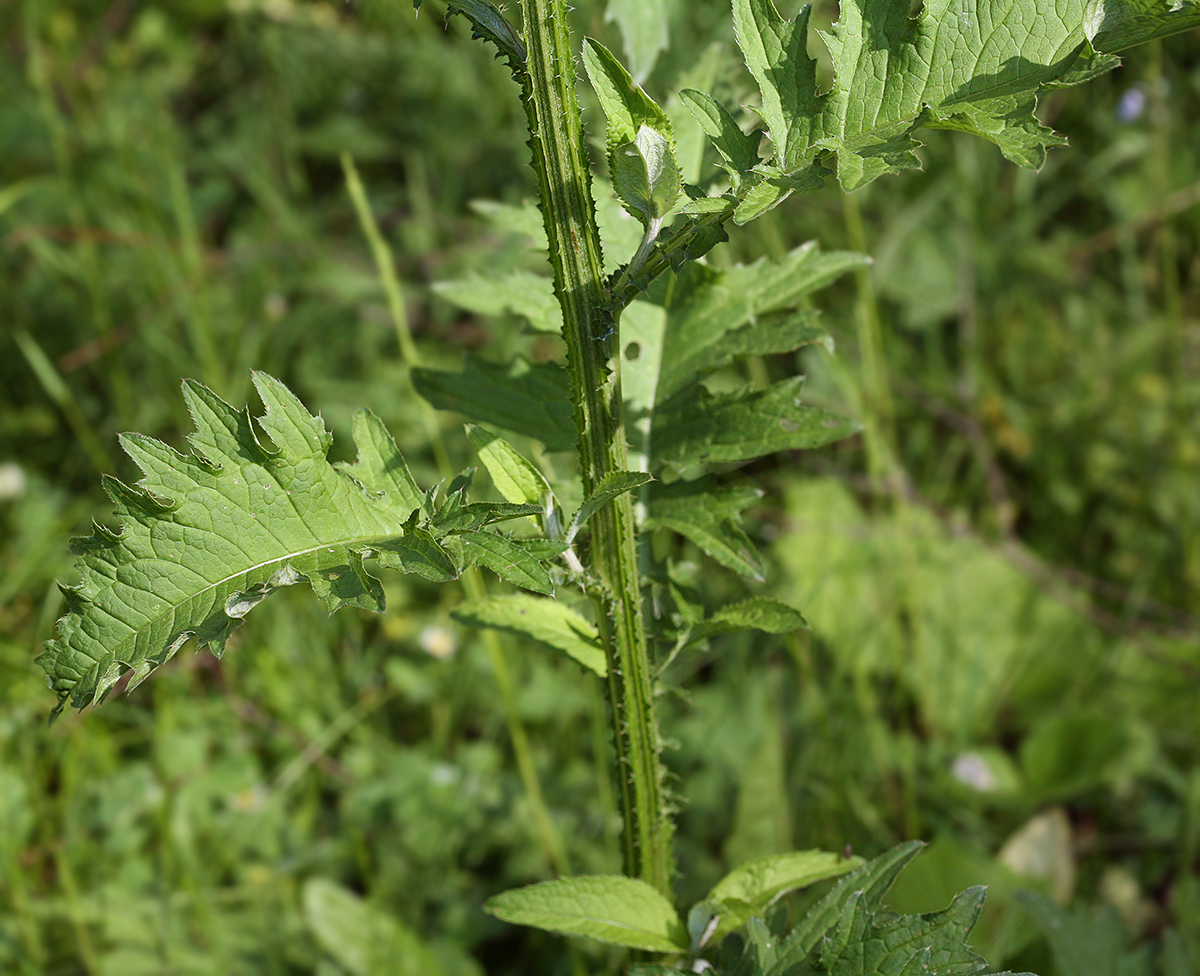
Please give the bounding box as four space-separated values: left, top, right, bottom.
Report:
1 1 1197 973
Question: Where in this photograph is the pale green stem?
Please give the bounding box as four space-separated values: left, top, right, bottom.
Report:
515 0 674 895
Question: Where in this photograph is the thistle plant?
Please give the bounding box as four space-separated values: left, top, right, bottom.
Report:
38 1 1198 973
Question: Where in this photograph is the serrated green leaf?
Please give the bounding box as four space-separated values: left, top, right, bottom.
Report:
817 886 995 976
605 0 673 83
373 530 459 583
679 88 761 179
452 593 605 675
340 409 424 518
432 271 562 333
440 0 526 71
689 597 807 642
445 531 558 595
766 841 926 972
38 373 431 718
656 242 866 400
677 196 734 216
732 170 795 223
1085 0 1200 51
653 376 859 469
645 480 765 580
583 39 681 227
582 37 673 148
485 875 689 952
731 0 812 162
568 470 654 543
728 0 1170 193
704 850 863 945
431 501 542 534
466 426 553 510
412 356 575 452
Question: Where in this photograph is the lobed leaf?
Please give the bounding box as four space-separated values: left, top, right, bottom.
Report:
39 375 427 718
653 376 860 469
766 841 927 971
814 886 1011 976
726 0 1200 194
38 374 565 720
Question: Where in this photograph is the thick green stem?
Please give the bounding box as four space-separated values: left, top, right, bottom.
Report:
515 0 673 896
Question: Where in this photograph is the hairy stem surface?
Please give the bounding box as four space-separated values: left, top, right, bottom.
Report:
516 0 673 896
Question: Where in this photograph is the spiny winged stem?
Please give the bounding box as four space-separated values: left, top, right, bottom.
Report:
516 0 673 896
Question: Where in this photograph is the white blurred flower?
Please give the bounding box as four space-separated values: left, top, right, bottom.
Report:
0 463 26 501
951 751 997 792
1117 87 1146 123
419 624 457 660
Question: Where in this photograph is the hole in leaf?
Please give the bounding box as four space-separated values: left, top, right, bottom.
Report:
625 342 641 361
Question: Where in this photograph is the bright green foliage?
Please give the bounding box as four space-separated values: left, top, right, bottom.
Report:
1086 0 1200 49
484 875 690 953
701 845 1035 976
38 373 562 719
701 850 865 945
583 39 682 240
466 425 554 509
452 593 606 675
691 0 1200 213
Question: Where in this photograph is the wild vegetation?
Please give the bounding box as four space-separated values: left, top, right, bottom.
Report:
1 1 1198 973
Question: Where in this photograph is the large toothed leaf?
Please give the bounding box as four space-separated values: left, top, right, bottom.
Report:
730 0 1199 193
653 376 859 469
38 374 434 718
621 242 864 472
766 842 927 971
